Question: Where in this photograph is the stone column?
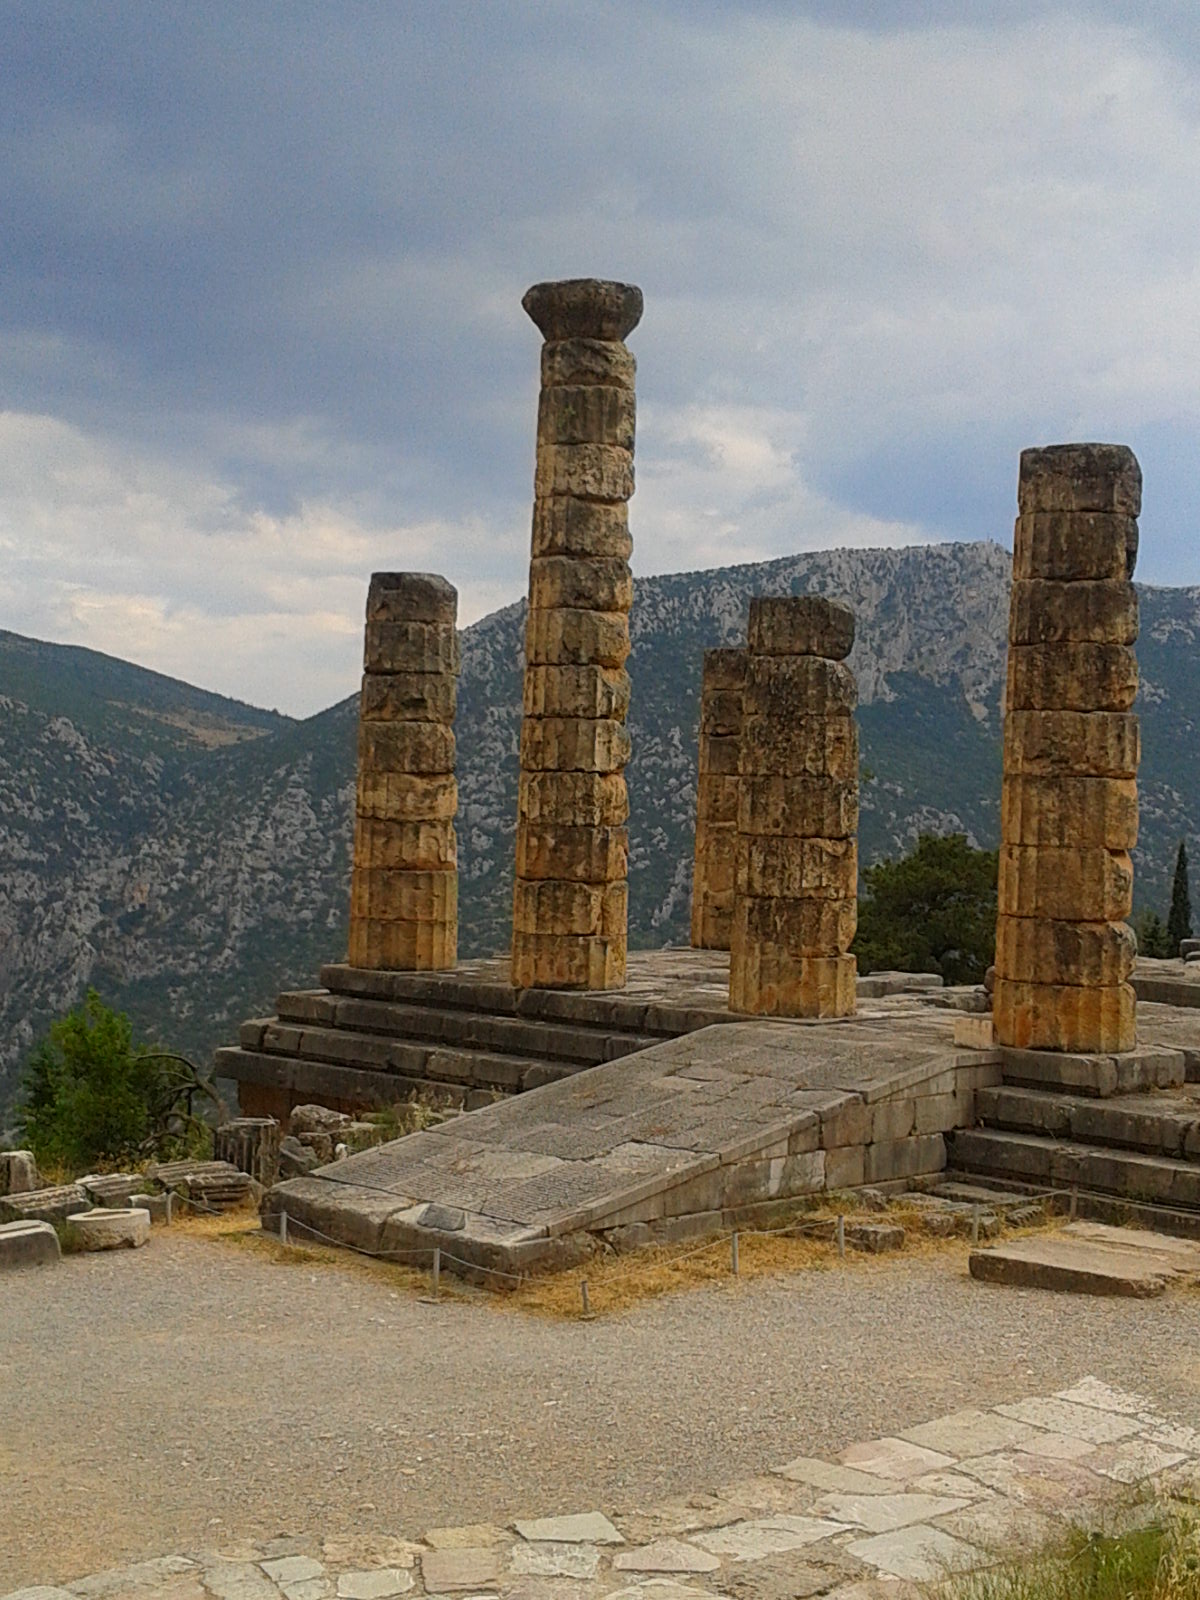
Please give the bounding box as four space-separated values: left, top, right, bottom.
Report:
691 647 746 950
512 279 642 990
730 597 858 1016
994 444 1141 1052
348 572 459 969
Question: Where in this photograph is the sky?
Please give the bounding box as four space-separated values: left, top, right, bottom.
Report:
3 1 1200 717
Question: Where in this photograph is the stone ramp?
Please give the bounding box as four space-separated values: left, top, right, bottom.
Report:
263 1010 1001 1280
970 1221 1200 1297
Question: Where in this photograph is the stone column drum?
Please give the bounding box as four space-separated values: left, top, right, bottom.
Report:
730 597 858 1016
511 279 643 990
994 444 1141 1052
348 572 460 969
691 647 746 950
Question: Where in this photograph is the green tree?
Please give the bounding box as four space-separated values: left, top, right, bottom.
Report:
1132 908 1173 959
18 991 217 1173
1167 838 1193 951
853 832 998 985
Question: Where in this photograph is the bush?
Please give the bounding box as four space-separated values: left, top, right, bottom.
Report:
853 832 998 985
1133 908 1174 960
18 990 216 1174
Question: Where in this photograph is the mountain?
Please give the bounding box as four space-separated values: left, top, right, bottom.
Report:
1 541 1198 1119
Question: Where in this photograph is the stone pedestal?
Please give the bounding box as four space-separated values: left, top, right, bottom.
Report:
730 597 858 1016
348 572 460 970
512 278 643 990
215 1117 281 1188
691 647 746 950
994 444 1141 1053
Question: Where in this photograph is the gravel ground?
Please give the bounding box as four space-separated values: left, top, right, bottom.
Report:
3 1232 1198 1588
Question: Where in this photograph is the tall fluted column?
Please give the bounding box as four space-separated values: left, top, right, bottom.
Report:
730 597 859 1016
691 647 746 950
994 444 1141 1052
512 278 642 990
348 572 459 969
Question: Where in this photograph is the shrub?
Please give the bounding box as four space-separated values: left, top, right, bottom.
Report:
853 832 997 985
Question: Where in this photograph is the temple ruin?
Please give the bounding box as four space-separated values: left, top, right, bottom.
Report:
690 647 746 951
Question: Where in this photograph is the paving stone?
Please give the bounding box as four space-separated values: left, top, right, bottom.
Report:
282 1581 330 1600
423 1527 507 1551
907 1471 989 1499
994 1396 1144 1444
898 1408 1044 1459
1143 1418 1200 1452
261 1544 311 1562
202 1564 281 1600
951 1451 1105 1509
711 1551 857 1600
845 1525 982 1582
1054 1377 1149 1415
611 1541 720 1575
692 1516 850 1560
839 1439 955 1480
1085 1439 1187 1484
6 1589 83 1600
773 1458 897 1494
811 1492 967 1534
419 1550 499 1593
508 1544 600 1579
931 1500 1061 1554
605 1585 713 1600
321 1540 418 1570
335 1574 414 1600
260 1563 323 1586
513 1514 623 1545
1015 1432 1099 1461
69 1560 196 1597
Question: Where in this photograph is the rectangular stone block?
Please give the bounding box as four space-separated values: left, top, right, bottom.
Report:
820 1097 873 1149
538 384 636 448
523 664 631 720
1000 774 1137 849
748 596 855 660
353 817 457 871
824 1143 866 1189
690 900 733 951
994 915 1136 987
694 822 738 889
517 770 629 826
534 442 634 501
872 1099 916 1142
359 672 457 724
864 1133 946 1184
740 714 857 780
1004 709 1138 778
743 655 857 717
1005 642 1138 711
358 720 455 776
1009 579 1137 646
997 845 1132 921
729 947 857 1017
365 573 457 625
528 555 633 613
736 835 857 900
524 606 631 668
510 931 626 990
542 337 636 391
992 977 1136 1053
364 620 460 676
356 771 458 822
1013 511 1137 583
699 733 740 775
515 823 628 883
914 1092 964 1134
519 716 631 774
350 867 457 923
513 878 627 939
700 688 745 737
697 773 740 825
531 497 632 560
738 774 859 839
703 647 748 692
348 915 457 970
735 894 857 954
1018 444 1141 516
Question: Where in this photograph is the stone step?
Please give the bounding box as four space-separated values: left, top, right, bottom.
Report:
969 1220 1200 1297
998 1045 1185 1098
941 1166 1200 1240
978 1084 1200 1158
949 1126 1200 1212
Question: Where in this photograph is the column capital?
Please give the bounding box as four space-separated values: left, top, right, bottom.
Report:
522 278 643 342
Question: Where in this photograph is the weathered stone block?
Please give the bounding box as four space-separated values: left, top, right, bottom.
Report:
864 1134 946 1184
736 836 857 900
0 1150 38 1197
528 555 633 613
0 1219 60 1268
703 646 748 690
355 771 458 822
690 901 733 951
350 868 457 923
998 844 1132 921
364 620 460 676
872 1099 917 1142
914 1093 964 1134
348 916 457 970
820 1097 873 1149
743 654 858 717
739 775 859 839
538 384 635 449
825 1143 866 1189
747 595 855 659
1000 773 1137 849
693 822 737 886
510 932 626 990
523 664 631 720
352 817 457 871
358 721 455 776
1018 443 1141 517
701 688 745 737
534 442 634 501
735 893 857 953
1005 709 1138 778
1009 578 1137 647
697 773 740 825
359 671 456 725
729 949 857 1017
541 337 636 390
1006 642 1138 711
513 879 626 938
524 278 644 342
740 714 858 780
699 733 740 775
1013 510 1137 583
517 770 629 826
992 978 1136 1053
994 915 1136 987
65 1206 151 1251
365 572 457 625
515 823 628 883
524 606 631 668
531 497 632 559
519 716 631 773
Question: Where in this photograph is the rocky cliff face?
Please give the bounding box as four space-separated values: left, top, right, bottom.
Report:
1 541 1197 1119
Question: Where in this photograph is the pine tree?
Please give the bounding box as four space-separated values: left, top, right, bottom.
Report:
1167 839 1193 951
